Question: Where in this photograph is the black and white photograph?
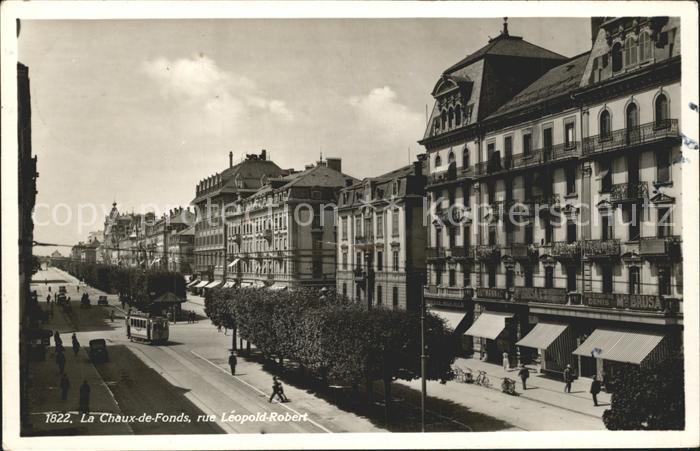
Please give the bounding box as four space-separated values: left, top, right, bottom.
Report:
2 1 699 449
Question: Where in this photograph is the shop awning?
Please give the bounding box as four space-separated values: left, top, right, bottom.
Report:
428 308 468 332
464 311 514 340
573 329 667 365
268 283 288 291
517 322 570 350
194 280 209 288
186 279 201 288
221 281 235 289
239 282 253 288
227 258 241 268
204 281 221 289
252 280 266 288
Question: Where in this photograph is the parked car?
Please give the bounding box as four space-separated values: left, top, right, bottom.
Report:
58 286 67 294
97 295 109 306
57 293 68 305
27 329 52 361
88 339 109 363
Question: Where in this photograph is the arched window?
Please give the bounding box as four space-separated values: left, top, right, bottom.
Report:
455 106 462 126
600 109 611 138
624 36 638 67
639 32 652 61
448 151 455 164
626 102 639 143
434 154 442 168
448 108 454 129
655 93 669 128
441 110 447 130
612 42 623 72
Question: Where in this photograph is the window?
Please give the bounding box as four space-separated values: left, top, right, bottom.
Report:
566 165 577 195
655 94 669 128
356 251 362 270
612 42 623 72
601 213 614 240
658 266 671 296
488 265 496 288
449 269 456 287
543 127 553 150
377 286 383 306
504 136 513 168
441 110 447 130
455 107 462 126
567 266 577 292
626 204 640 241
354 216 361 239
448 226 456 248
657 207 671 238
566 221 577 244
465 104 474 124
392 250 399 271
436 263 443 285
462 147 470 169
639 32 652 61
626 103 639 143
356 285 362 300
488 226 497 245
448 151 455 165
392 287 399 308
600 159 612 193
656 149 671 183
545 266 555 288
487 142 496 162
565 122 575 148
544 219 553 244
525 223 534 244
376 251 383 271
602 265 613 293
376 214 384 238
506 269 514 289
434 154 442 168
624 37 638 66
524 267 534 288
463 263 471 286
523 132 532 156
463 224 471 247
629 267 641 294
342 283 347 297
341 217 347 239
342 252 348 269
392 210 400 236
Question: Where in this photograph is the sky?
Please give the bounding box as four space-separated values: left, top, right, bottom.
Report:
18 18 592 255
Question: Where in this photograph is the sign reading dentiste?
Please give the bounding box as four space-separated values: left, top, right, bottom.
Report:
583 292 664 312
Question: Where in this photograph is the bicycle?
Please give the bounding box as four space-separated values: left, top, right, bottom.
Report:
475 370 491 388
501 377 518 396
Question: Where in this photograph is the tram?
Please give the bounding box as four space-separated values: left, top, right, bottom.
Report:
126 310 169 344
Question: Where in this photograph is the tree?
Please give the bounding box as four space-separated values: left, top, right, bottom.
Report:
602 354 684 430
31 256 42 275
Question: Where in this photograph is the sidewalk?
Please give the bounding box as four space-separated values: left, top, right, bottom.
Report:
453 357 611 419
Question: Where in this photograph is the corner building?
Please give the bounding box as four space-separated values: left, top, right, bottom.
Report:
419 18 682 381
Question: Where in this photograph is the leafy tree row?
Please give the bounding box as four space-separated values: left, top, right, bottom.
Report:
205 286 457 422
53 260 185 311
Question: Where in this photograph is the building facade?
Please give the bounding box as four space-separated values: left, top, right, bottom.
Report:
419 17 682 381
336 159 427 311
223 158 355 290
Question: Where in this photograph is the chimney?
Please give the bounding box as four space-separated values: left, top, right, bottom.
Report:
590 17 606 45
229 151 233 168
413 160 423 177
260 149 267 161
326 157 342 173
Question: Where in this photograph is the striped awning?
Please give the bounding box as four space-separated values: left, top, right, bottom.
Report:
252 280 266 288
573 329 667 365
268 283 288 291
227 258 241 268
517 322 570 350
204 280 221 289
428 308 468 332
194 280 209 288
186 279 201 288
464 311 514 340
221 281 235 289
239 282 253 288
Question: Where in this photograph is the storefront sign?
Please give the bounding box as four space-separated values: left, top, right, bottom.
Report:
476 287 510 300
513 287 567 304
583 292 664 312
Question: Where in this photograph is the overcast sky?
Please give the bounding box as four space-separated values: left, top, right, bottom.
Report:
19 18 591 254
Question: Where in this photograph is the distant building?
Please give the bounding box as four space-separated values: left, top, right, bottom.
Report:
168 225 195 275
336 159 427 310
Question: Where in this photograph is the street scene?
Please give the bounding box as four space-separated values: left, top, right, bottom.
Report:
5 6 697 450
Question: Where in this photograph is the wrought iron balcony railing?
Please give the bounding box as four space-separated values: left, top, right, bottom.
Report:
610 181 649 203
473 142 580 177
582 119 679 156
451 246 475 260
426 247 447 261
582 239 621 259
550 241 582 260
475 244 501 262
503 243 539 261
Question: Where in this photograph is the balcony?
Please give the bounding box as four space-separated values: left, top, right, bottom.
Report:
355 235 375 249
473 142 580 178
582 119 679 156
582 239 621 259
550 241 582 261
451 246 475 260
639 236 682 260
503 243 539 261
610 181 649 203
424 285 472 301
426 247 447 261
475 244 501 262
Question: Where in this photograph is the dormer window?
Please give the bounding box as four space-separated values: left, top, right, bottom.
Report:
455 107 462 126
639 31 652 61
612 42 623 72
441 110 447 130
624 36 638 67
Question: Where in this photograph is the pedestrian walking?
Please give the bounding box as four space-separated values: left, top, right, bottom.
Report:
60 374 70 400
56 351 66 374
79 380 91 415
48 286 52 293
268 376 288 403
77 285 80 292
518 365 530 390
563 364 574 393
72 333 80 357
53 331 61 347
228 351 237 375
590 375 602 406
502 351 509 371
109 309 115 322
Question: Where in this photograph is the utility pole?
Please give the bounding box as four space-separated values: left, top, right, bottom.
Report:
420 286 427 432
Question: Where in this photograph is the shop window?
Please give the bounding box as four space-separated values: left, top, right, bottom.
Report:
545 266 554 288
629 267 641 294
602 265 613 293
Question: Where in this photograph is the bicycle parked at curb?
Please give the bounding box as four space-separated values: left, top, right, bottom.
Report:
474 370 491 388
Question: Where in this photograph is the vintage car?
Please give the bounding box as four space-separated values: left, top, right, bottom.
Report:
58 286 67 294
97 295 109 306
88 339 109 363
